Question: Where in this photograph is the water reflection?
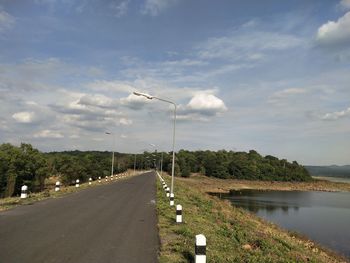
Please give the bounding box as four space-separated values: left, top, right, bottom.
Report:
210 189 350 258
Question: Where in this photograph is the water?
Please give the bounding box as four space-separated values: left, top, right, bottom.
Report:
220 189 350 258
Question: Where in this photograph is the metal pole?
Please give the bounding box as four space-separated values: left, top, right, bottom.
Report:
134 154 136 175
111 151 114 176
161 152 163 176
171 104 176 194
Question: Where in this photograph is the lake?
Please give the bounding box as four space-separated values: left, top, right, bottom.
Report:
219 189 350 258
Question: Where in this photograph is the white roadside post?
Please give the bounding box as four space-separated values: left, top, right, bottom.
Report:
105 176 108 182
55 181 60 192
75 179 80 188
20 185 28 199
111 175 114 180
176 204 182 223
98 176 101 183
195 234 206 263
89 178 92 185
166 187 170 197
170 193 174 206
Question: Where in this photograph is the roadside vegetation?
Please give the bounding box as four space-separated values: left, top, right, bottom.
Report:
157 174 348 263
1 143 312 199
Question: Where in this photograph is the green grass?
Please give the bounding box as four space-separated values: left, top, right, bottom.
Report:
157 175 346 263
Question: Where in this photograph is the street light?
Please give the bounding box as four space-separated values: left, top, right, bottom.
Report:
149 143 158 170
105 132 115 176
133 91 177 195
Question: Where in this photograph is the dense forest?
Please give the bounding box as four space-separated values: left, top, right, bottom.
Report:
0 143 311 198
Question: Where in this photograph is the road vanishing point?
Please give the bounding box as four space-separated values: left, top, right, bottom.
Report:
0 172 159 263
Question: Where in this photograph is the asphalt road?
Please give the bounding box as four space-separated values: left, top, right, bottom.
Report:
0 172 159 263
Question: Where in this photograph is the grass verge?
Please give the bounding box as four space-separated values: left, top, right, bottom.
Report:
157 174 348 263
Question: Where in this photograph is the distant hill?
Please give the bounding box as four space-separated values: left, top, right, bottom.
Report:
305 165 350 178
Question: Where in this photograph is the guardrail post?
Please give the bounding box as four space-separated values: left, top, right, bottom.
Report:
170 193 174 206
55 181 60 191
20 185 28 199
75 179 80 188
195 234 206 263
176 204 182 223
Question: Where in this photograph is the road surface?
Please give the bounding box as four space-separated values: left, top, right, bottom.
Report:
0 172 159 263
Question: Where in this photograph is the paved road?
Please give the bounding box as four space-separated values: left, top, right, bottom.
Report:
0 172 159 263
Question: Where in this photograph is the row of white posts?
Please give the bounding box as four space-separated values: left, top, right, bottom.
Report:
20 172 131 199
157 172 206 263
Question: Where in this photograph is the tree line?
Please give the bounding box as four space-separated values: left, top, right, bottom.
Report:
0 143 311 198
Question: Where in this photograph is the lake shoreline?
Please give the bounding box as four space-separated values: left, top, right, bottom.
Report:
180 174 350 194
159 174 349 262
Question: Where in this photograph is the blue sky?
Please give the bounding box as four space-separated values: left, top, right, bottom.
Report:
0 0 349 165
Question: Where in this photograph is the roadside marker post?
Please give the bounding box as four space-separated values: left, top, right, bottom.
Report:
89 178 92 185
170 193 174 206
176 204 182 223
166 187 170 197
98 176 101 183
105 176 108 182
55 181 60 192
20 185 28 199
75 179 80 188
195 234 206 263
111 175 114 180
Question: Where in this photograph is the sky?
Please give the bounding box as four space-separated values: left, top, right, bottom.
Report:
0 0 349 165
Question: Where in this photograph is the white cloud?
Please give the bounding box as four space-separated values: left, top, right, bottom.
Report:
120 93 150 109
110 0 130 17
0 8 15 33
162 59 207 67
119 117 133 126
141 0 179 16
176 92 227 121
87 80 135 93
268 88 307 104
340 0 350 10
187 92 227 115
316 12 350 46
197 31 304 61
322 107 350 120
12 111 35 123
78 94 116 108
33 129 64 138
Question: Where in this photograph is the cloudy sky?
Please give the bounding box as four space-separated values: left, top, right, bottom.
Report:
0 0 349 165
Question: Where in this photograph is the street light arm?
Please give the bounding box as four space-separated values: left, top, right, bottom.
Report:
152 96 177 108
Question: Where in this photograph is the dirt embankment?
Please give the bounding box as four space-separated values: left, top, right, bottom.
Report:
178 174 350 194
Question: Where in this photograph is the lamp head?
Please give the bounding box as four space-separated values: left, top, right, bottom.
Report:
133 91 154 100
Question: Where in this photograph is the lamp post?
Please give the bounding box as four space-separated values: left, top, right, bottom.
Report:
133 91 177 195
105 132 115 176
149 143 158 170
134 154 137 175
